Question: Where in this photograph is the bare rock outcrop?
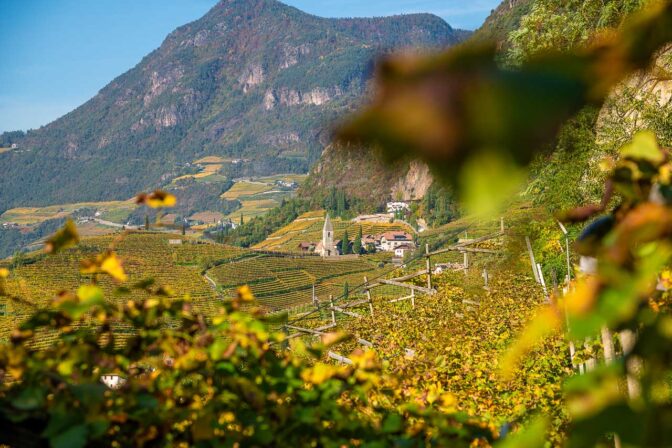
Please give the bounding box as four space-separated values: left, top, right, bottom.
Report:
239 64 265 93
391 160 433 201
263 86 342 109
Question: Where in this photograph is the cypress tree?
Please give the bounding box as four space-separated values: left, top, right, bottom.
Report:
343 282 349 299
342 229 350 254
144 215 150 231
352 225 362 255
336 190 346 217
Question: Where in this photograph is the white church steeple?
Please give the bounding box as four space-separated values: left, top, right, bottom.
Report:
320 213 336 257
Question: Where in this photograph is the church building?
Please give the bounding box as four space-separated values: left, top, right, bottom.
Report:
315 213 339 257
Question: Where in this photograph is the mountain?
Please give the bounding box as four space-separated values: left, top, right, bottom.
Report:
472 0 533 48
0 0 467 214
297 0 533 208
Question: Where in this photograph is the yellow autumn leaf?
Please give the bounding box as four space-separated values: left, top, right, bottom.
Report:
77 285 103 304
301 363 336 385
81 252 127 282
659 164 672 184
44 219 79 254
0 268 8 278
564 277 600 317
100 252 127 282
136 190 177 208
237 285 254 302
620 130 663 164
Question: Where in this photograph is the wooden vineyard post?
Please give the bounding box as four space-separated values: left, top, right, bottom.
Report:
463 251 469 273
482 269 489 291
425 244 432 290
329 295 336 325
364 277 374 318
500 216 505 233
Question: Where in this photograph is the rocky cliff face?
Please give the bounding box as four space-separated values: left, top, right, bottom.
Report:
391 161 433 201
299 144 434 207
0 0 467 212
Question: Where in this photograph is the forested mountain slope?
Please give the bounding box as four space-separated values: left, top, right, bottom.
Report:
0 0 466 213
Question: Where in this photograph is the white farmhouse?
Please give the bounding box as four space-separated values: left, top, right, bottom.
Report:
386 202 410 214
380 231 414 252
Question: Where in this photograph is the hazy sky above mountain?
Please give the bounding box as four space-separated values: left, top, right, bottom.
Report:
0 0 500 133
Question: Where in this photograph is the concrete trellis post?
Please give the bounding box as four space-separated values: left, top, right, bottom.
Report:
525 236 540 283
329 295 336 326
558 221 572 285
312 283 319 310
364 276 374 318
537 263 549 301
601 326 616 363
620 329 641 399
482 269 489 291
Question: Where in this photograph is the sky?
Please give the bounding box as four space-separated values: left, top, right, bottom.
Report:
0 0 500 134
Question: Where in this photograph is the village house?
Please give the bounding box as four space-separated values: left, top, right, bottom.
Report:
386 201 410 214
297 242 315 253
394 244 414 258
361 234 380 247
275 180 298 189
380 231 414 252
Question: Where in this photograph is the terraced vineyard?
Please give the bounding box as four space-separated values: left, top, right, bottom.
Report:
0 199 137 226
0 227 401 341
253 211 415 252
208 254 391 310
0 232 251 344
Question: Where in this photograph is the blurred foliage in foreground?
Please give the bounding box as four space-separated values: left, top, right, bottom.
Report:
0 197 492 447
0 279 490 446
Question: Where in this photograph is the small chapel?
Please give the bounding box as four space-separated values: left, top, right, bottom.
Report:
315 213 339 257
